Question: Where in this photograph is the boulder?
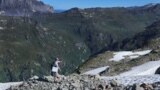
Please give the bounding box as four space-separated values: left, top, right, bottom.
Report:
110 79 118 87
29 75 39 80
132 84 144 90
43 76 55 82
155 67 160 74
140 83 153 90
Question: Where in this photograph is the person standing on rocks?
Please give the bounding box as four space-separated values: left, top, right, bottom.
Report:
51 57 62 80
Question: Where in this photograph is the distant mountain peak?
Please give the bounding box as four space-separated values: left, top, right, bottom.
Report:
65 7 82 13
143 3 158 8
140 3 160 9
0 0 54 16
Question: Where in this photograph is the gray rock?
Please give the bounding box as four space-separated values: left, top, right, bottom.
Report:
136 84 144 90
10 74 159 90
43 76 55 82
0 0 53 16
30 75 39 80
110 79 118 87
140 83 154 90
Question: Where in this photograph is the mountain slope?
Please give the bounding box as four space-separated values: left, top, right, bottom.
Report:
77 21 160 76
34 4 160 54
116 20 160 50
0 0 53 16
0 16 90 82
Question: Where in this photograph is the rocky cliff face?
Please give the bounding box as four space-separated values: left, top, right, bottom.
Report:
0 0 53 16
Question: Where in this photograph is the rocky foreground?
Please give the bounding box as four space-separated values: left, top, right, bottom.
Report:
7 74 160 90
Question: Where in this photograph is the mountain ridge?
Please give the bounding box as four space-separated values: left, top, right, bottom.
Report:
0 0 53 16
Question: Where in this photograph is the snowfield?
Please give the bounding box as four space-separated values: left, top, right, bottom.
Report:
109 50 152 61
120 60 160 76
84 60 160 85
83 66 109 75
101 75 160 86
101 60 160 85
0 82 22 90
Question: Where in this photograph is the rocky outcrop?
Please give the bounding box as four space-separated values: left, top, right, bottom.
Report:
0 0 53 16
8 74 160 90
8 74 107 90
155 67 160 74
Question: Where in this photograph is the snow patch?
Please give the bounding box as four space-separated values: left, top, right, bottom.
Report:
0 82 22 90
109 50 152 61
120 60 160 76
129 55 139 59
101 75 160 86
100 60 160 86
83 66 109 75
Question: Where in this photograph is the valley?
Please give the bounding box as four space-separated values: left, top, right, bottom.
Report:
0 0 160 83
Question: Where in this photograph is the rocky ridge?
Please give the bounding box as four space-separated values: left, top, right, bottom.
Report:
7 74 160 90
0 0 53 16
8 75 107 90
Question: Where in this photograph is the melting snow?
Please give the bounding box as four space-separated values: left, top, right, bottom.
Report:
120 60 160 76
101 75 160 86
100 60 160 85
0 82 22 90
109 50 152 61
83 66 109 75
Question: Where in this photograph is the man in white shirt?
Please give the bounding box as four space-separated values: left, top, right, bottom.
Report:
51 58 61 79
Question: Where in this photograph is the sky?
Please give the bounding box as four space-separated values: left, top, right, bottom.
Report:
42 0 160 10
